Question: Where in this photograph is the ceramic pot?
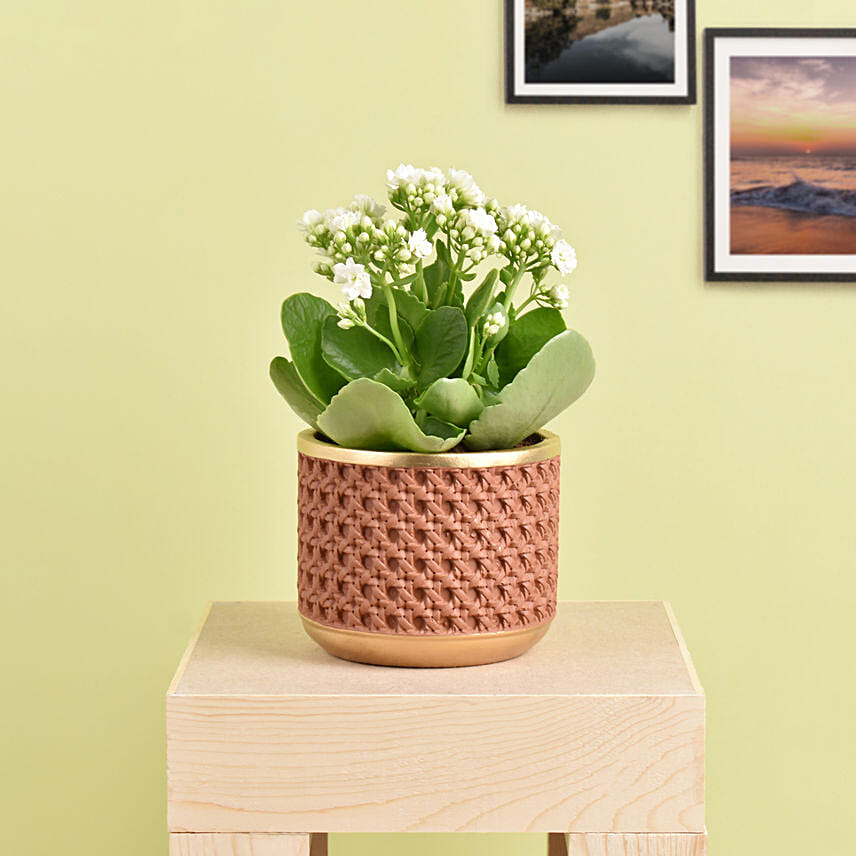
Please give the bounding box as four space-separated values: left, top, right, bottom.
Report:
296 429 561 667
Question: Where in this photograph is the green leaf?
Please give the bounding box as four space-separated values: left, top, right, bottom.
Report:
373 305 414 351
421 416 466 441
465 269 500 325
269 356 323 428
366 288 429 332
316 378 466 453
495 307 567 386
464 329 595 451
415 378 484 427
414 306 468 391
321 316 398 380
423 256 451 308
280 293 346 403
390 289 430 330
485 357 500 389
374 367 417 393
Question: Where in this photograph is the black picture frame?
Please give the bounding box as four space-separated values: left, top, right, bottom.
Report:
505 0 696 105
705 28 856 282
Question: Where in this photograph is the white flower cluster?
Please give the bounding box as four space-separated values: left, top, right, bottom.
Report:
335 297 367 330
386 164 487 222
370 219 422 282
297 167 578 308
493 203 577 280
446 168 486 208
333 258 371 301
297 194 434 301
483 309 506 337
437 202 501 265
297 195 387 270
386 164 447 220
548 282 569 309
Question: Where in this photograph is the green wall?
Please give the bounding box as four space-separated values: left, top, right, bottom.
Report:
3 2 855 854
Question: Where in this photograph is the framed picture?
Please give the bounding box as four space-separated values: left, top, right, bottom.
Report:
705 28 856 282
505 0 696 104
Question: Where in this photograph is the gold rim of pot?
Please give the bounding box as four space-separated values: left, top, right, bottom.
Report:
296 428 560 468
300 615 552 668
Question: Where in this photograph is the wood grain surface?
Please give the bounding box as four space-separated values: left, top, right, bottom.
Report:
167 602 704 835
557 832 707 855
169 833 323 856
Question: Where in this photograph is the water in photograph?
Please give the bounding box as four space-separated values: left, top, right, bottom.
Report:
525 0 676 84
730 154 856 255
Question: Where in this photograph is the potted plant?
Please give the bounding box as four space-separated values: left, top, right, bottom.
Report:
271 165 594 667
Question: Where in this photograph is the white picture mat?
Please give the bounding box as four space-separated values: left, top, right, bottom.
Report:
513 0 689 97
712 36 856 274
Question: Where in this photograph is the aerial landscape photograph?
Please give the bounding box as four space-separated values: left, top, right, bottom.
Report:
524 0 677 84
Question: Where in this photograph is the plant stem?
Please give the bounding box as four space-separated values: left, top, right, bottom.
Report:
470 334 487 379
383 284 410 367
412 261 427 302
358 320 404 364
516 293 538 313
443 247 466 306
389 272 418 290
502 265 527 313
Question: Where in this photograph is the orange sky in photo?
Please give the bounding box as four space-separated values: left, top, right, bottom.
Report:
731 56 856 156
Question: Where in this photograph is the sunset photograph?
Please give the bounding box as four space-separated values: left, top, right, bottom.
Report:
729 55 856 255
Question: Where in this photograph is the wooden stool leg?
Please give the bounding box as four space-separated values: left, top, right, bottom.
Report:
548 833 569 855
556 833 707 855
169 833 324 855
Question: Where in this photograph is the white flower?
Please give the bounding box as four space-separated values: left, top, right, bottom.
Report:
525 208 558 235
386 163 421 187
432 193 454 215
506 203 529 222
551 240 577 275
549 282 569 309
333 257 372 301
337 316 355 329
351 194 386 220
447 168 485 207
297 209 323 232
330 209 361 234
464 207 498 235
483 310 506 337
408 228 433 260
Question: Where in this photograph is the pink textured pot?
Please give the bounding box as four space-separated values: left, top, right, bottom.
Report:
296 429 561 667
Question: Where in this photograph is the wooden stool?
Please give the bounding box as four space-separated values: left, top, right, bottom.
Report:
167 602 706 855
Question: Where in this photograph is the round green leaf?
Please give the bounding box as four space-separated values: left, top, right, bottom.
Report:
495 307 567 386
414 306 468 391
321 316 399 381
280 293 345 403
415 378 484 427
464 329 595 451
317 378 465 453
269 357 323 428
373 367 417 393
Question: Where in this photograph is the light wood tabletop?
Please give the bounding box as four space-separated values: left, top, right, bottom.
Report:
167 601 706 854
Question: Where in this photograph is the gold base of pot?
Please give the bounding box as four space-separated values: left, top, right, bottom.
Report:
300 615 551 668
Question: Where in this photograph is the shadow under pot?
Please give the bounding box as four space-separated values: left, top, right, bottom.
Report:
296 428 561 667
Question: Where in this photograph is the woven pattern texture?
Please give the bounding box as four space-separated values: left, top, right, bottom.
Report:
297 453 560 635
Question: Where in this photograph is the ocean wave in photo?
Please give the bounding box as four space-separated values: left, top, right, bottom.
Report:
731 177 856 218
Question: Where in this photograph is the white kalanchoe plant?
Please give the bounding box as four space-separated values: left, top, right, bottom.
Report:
272 166 595 452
